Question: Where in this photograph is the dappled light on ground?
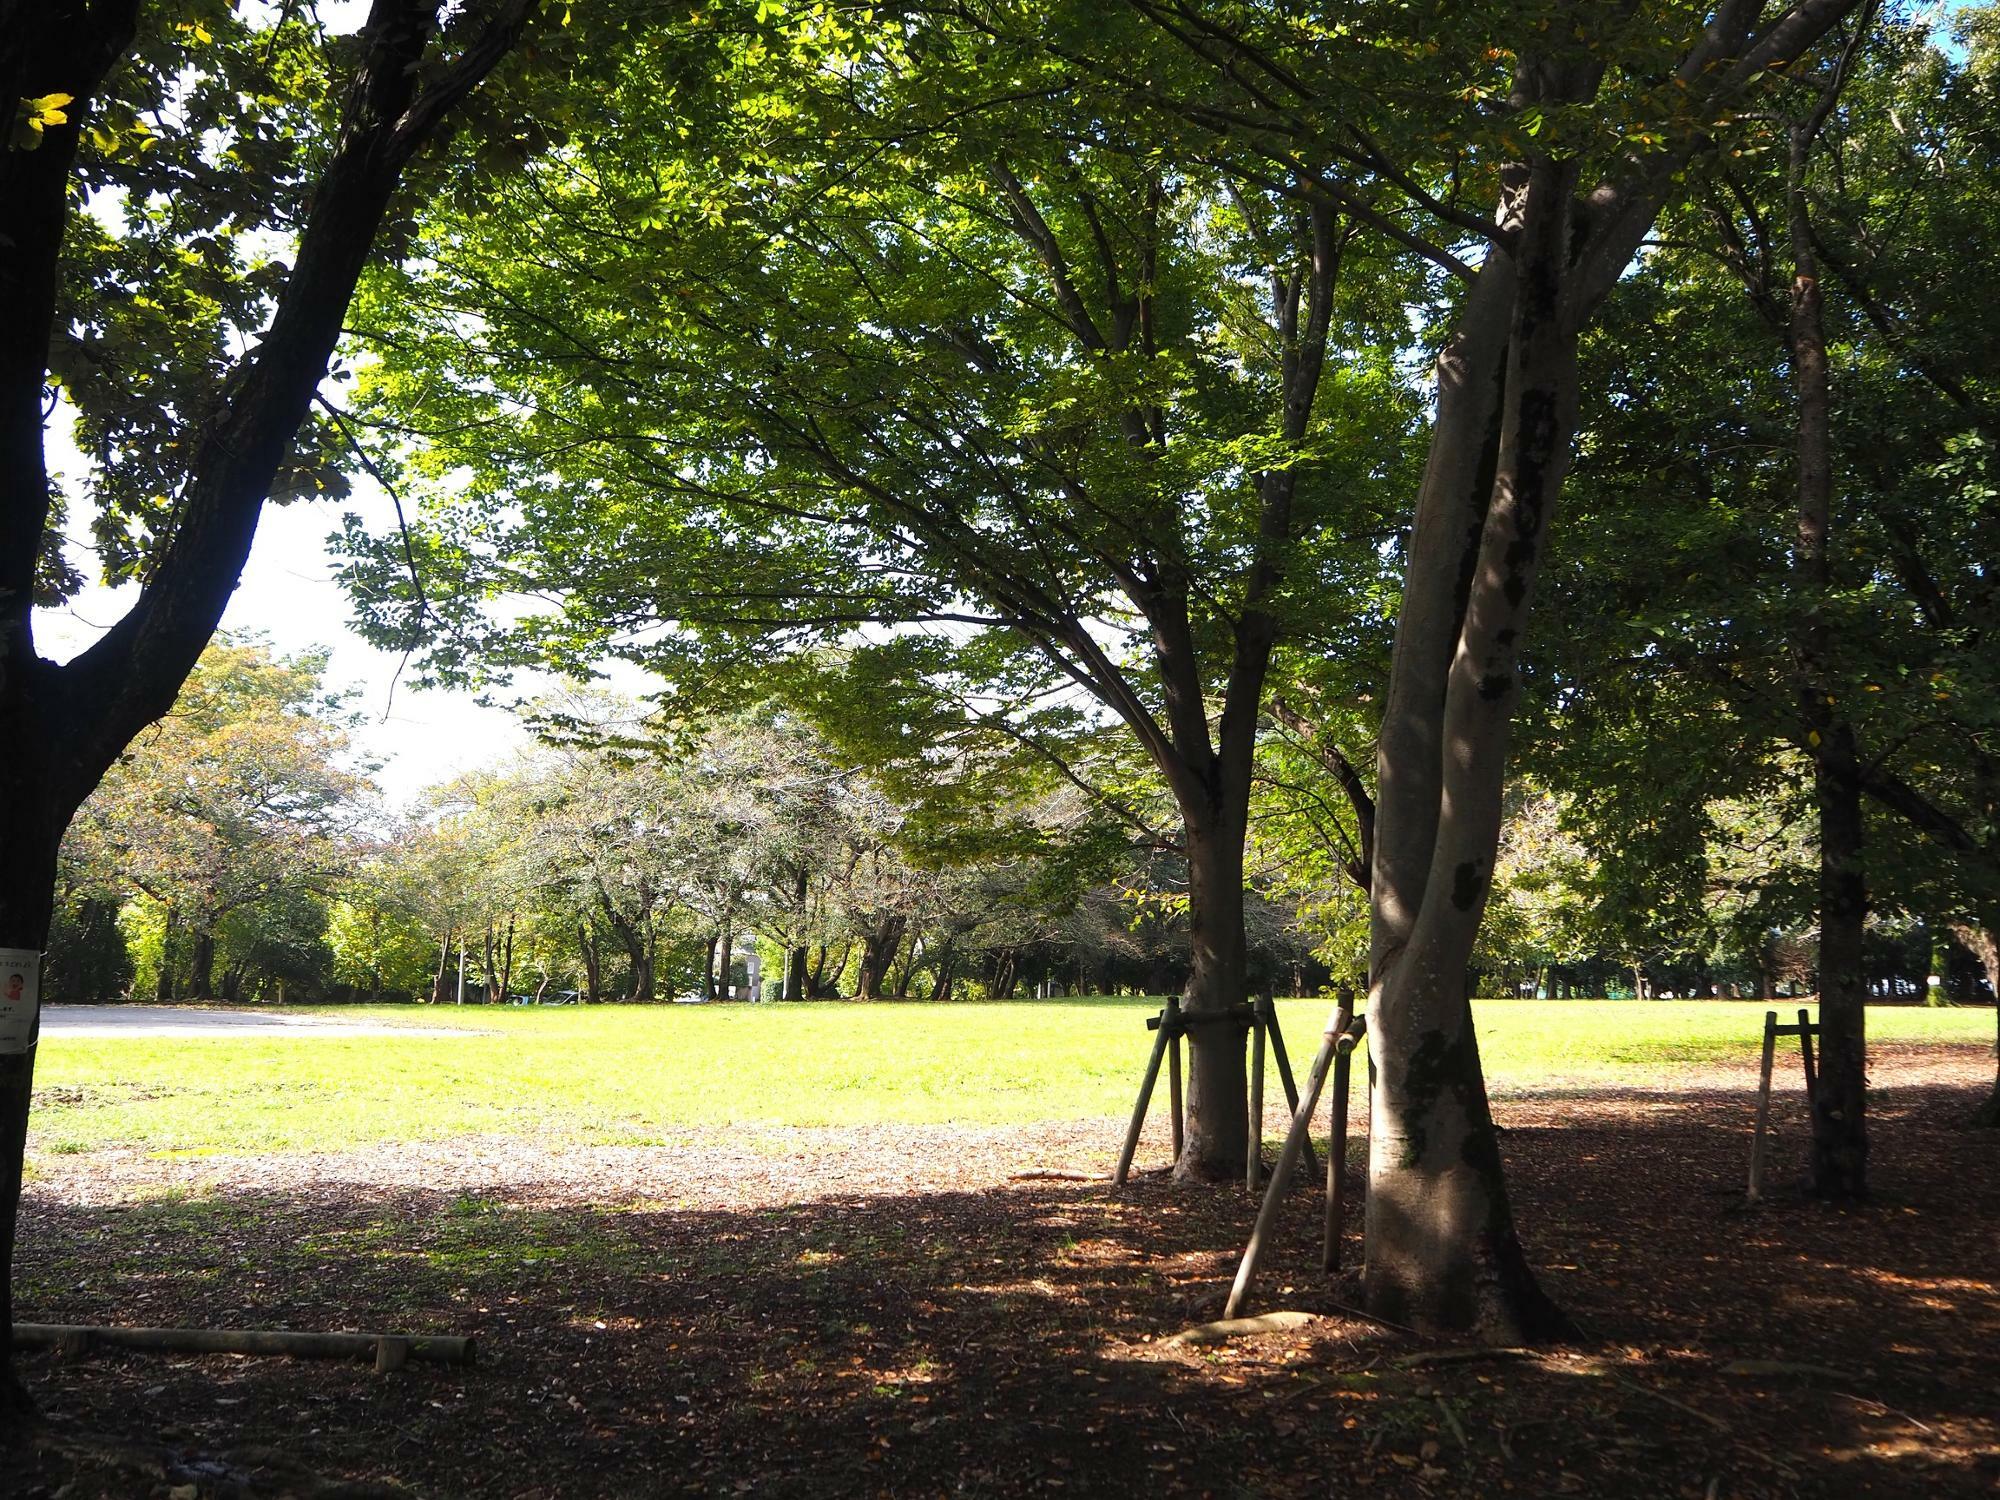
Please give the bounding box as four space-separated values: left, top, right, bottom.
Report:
9 1048 1999 1497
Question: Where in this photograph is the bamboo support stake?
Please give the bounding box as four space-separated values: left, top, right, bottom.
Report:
1223 1003 1349 1320
1247 1004 1267 1190
1323 1020 1361 1271
1114 997 1178 1186
1748 1010 1778 1202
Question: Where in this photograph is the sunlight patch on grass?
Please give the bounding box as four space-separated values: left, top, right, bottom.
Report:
22 997 1992 1160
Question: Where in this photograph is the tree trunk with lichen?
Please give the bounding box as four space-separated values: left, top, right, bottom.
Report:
1363 165 1574 1343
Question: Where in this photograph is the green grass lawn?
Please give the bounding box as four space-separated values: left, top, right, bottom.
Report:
25 997 1994 1158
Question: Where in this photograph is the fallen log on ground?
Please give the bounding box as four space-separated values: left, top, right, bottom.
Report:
15 1323 474 1369
1165 1310 1317 1345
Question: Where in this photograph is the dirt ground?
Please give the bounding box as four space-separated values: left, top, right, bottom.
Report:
6 1042 1997 1499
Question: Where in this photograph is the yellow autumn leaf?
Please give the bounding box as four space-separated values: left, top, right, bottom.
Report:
25 92 73 130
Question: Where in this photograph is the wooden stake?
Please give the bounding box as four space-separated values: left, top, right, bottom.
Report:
1168 1017 1185 1165
1324 1026 1356 1272
1748 1010 1778 1202
1796 1007 1817 1097
1224 1003 1348 1320
1247 1003 1267 1190
1263 997 1319 1179
1114 998 1177 1186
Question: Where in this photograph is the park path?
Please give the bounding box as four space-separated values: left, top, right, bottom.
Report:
37 1003 475 1038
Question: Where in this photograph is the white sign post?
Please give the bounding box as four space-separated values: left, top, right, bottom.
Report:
0 949 42 1055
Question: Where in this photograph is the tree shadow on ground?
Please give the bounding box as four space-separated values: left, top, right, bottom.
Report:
8 1077 1999 1498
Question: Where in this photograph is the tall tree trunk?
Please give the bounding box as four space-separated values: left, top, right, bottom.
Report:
856 916 904 1000
1176 798 1251 1181
701 933 717 1001
0 800 62 1415
1364 167 1573 1343
1810 726 1869 1190
1788 117 1868 1200
496 913 516 1002
155 906 178 1002
1353 0 1867 1336
577 924 602 1005
430 929 453 1006
783 866 810 1000
716 913 733 999
890 931 919 999
188 924 217 1002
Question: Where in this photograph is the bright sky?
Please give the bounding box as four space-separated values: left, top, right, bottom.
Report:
35 478 534 810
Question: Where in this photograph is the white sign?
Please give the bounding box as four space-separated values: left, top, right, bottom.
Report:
0 949 42 1055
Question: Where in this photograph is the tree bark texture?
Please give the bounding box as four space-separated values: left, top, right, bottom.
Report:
857 916 904 1000
1353 0 1866 1340
1364 166 1575 1341
1175 796 1251 1181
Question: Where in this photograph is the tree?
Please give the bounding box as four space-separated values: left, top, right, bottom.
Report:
63 639 363 1000
1116 0 1868 1335
0 0 540 1414
1544 8 2000 1134
340 0 1433 1177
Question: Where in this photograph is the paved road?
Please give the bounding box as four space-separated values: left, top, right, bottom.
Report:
38 1005 476 1038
